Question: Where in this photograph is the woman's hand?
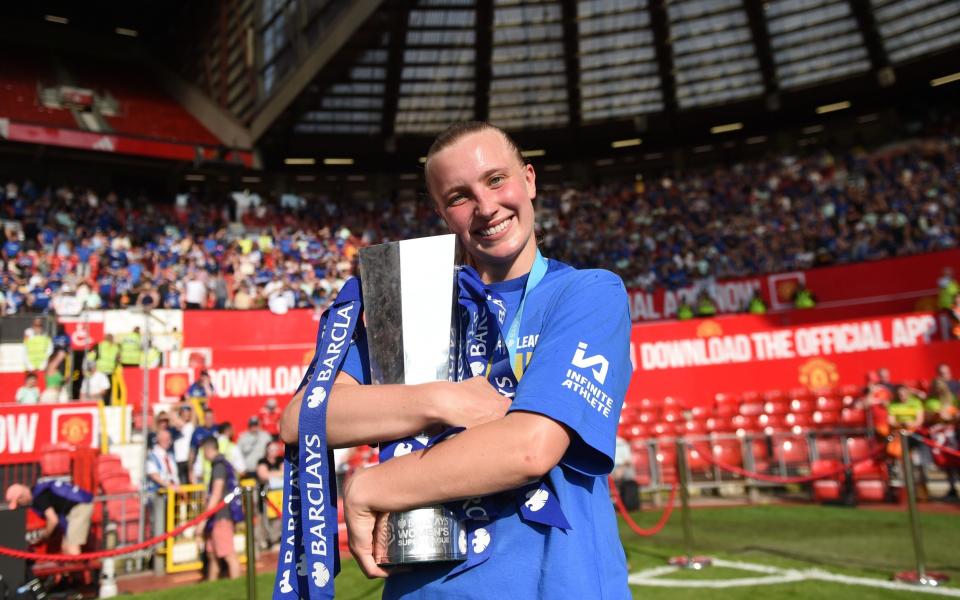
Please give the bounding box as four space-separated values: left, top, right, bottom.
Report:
343 469 390 579
432 377 511 428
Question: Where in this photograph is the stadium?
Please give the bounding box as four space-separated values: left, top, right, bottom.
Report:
0 0 959 598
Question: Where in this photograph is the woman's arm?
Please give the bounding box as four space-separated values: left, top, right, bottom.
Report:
279 373 510 448
344 410 571 577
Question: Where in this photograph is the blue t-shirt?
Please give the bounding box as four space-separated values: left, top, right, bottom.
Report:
341 260 632 600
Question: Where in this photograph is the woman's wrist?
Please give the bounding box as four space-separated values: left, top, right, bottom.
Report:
414 381 451 427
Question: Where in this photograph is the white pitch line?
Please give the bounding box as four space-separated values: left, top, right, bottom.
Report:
629 559 960 596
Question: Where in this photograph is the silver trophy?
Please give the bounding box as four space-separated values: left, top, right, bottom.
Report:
359 234 468 567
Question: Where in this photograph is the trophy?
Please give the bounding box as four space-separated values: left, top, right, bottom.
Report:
359 234 468 566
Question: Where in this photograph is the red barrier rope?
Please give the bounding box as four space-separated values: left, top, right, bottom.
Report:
689 442 887 484
0 489 237 562
608 477 678 537
913 433 960 459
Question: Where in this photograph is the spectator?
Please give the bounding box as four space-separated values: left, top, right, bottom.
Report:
793 284 817 309
237 416 272 477
695 290 717 317
22 322 52 375
41 346 67 403
938 267 959 310
746 290 767 314
188 407 218 483
198 436 242 580
145 428 180 538
15 373 40 404
186 371 215 410
6 481 94 555
676 299 694 320
258 398 281 438
932 363 960 398
255 441 284 550
78 361 110 402
92 333 119 400
170 404 196 483
119 327 143 367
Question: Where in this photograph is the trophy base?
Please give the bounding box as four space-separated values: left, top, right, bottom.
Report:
374 506 467 567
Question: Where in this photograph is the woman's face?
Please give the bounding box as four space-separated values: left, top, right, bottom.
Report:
426 129 537 282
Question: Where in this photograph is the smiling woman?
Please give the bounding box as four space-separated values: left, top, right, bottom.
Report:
280 121 634 600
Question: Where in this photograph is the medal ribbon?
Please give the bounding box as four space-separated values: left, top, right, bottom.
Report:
273 278 362 600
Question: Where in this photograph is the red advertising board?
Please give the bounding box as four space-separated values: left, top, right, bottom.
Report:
627 249 958 321
0 402 100 464
627 311 960 407
0 119 254 167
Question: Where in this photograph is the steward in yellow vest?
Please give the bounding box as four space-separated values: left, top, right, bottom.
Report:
95 334 120 375
119 327 143 367
24 329 53 373
794 286 816 309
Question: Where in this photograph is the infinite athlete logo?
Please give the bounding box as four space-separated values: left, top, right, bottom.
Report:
307 386 327 408
524 488 549 512
572 342 609 384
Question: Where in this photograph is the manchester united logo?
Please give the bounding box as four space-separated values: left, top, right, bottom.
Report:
696 320 723 338
164 373 189 396
798 358 839 390
776 280 799 303
60 416 91 444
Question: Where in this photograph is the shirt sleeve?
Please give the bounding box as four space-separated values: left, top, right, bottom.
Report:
509 269 632 476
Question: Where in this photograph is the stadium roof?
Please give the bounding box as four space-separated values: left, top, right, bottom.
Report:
2 0 959 171
246 0 960 169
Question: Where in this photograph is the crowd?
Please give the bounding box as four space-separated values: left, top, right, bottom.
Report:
1 127 958 313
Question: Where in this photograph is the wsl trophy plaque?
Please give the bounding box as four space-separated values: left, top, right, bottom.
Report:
359 234 467 567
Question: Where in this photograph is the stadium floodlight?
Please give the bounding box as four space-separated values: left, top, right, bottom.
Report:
521 149 546 158
284 157 316 165
802 124 824 134
611 138 642 149
857 113 879 123
115 27 139 37
241 176 261 183
746 136 767 145
323 158 355 165
710 122 743 134
930 72 960 87
816 101 851 114
184 174 205 181
44 15 69 24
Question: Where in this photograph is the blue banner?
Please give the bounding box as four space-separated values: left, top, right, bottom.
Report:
273 278 362 600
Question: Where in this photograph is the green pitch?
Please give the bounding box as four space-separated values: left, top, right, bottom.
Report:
128 504 960 599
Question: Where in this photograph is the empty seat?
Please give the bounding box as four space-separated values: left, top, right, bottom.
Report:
789 398 815 413
841 408 867 427
816 396 843 412
811 459 845 502
764 399 791 415
812 410 841 428
740 402 765 417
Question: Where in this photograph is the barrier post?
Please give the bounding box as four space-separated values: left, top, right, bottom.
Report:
893 430 948 586
243 484 258 600
668 438 711 569
99 523 118 598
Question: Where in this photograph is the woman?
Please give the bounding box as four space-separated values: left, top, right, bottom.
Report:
281 122 632 598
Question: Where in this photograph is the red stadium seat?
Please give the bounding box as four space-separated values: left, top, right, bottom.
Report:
739 402 765 417
840 408 867 427
811 459 845 502
758 414 787 433
785 412 814 429
662 409 684 424
712 439 743 468
740 391 761 404
639 398 657 411
812 410 841 428
638 411 658 425
688 405 711 420
816 396 843 412
681 420 707 436
789 398 816 413
763 390 785 403
714 393 739 405
662 396 682 410
788 388 814 402
764 399 791 415
706 417 734 433
774 437 809 466
39 443 75 477
815 437 844 460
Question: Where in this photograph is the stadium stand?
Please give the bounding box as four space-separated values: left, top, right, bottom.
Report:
1 125 958 314
1 45 220 145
